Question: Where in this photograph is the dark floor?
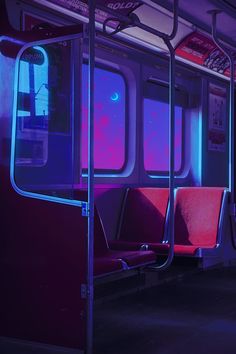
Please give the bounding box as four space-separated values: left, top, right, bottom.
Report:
94 266 236 354
1 266 236 353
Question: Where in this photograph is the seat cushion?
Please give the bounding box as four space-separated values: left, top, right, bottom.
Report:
174 244 215 256
109 240 169 255
108 249 156 267
94 257 124 276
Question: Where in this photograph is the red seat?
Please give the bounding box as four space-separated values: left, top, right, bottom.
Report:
94 258 123 277
93 203 156 273
174 187 225 256
75 190 156 276
109 186 226 258
110 240 169 254
109 188 169 252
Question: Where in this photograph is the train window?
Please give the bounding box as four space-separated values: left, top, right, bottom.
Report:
16 46 49 166
143 98 183 174
81 64 126 172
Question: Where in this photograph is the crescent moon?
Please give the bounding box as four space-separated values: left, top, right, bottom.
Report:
110 92 119 101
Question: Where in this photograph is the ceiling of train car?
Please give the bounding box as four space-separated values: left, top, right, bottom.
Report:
122 3 193 52
152 0 236 47
97 0 236 54
222 0 236 9
29 0 236 53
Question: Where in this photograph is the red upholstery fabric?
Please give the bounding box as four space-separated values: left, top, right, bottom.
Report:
173 245 214 255
94 258 123 276
110 187 225 258
174 187 225 254
143 242 170 254
109 240 146 251
119 188 169 243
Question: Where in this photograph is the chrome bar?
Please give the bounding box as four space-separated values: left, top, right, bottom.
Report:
150 41 176 271
168 0 179 40
87 0 95 353
164 40 175 268
145 0 179 271
209 10 236 247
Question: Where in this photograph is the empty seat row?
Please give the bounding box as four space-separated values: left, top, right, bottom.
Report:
93 205 156 277
109 187 227 257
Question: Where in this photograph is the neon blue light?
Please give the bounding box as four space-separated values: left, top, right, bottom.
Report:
19 61 30 93
198 112 202 185
110 92 120 102
17 110 30 117
34 46 49 116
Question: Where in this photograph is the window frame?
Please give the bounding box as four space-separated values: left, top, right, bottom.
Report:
143 81 187 177
81 60 129 175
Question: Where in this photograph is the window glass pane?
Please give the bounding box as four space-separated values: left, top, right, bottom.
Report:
81 64 126 171
16 47 49 168
19 60 30 93
144 98 183 172
14 40 75 197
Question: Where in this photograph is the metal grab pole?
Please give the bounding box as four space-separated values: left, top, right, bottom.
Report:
168 0 179 40
87 0 95 353
150 41 176 271
102 0 179 271
148 0 179 271
98 0 178 271
208 10 236 247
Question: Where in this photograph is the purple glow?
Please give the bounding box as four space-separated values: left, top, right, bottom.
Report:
144 99 183 172
82 65 126 170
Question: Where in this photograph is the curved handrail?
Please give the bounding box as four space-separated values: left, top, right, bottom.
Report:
99 0 178 41
103 13 140 36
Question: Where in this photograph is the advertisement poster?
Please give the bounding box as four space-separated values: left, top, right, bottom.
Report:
47 0 141 28
208 83 227 152
176 32 236 79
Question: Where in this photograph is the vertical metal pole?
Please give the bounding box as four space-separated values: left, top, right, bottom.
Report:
166 0 178 263
168 43 175 265
169 0 179 40
229 57 235 201
150 3 178 271
150 42 176 271
159 40 175 269
228 49 235 245
87 1 95 353
210 10 236 245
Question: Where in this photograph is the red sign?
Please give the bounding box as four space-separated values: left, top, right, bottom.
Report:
176 31 236 79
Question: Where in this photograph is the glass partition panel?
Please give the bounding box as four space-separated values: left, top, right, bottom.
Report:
12 36 83 203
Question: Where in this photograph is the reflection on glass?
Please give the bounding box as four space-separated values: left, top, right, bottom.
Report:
144 99 183 173
14 40 75 197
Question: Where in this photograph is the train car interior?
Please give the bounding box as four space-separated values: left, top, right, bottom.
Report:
0 0 236 353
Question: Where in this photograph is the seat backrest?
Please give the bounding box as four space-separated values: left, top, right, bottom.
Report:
119 188 169 243
174 187 225 246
